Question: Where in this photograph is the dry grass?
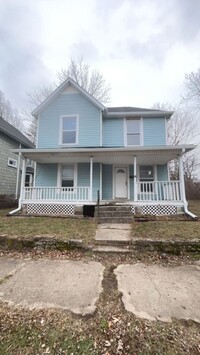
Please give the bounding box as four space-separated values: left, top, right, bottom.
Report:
132 200 200 241
0 212 96 242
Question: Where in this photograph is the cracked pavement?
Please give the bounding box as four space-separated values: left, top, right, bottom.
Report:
0 257 200 322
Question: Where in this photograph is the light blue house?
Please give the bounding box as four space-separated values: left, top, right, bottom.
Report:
13 78 195 216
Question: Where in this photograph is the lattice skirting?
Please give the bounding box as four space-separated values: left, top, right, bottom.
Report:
131 204 177 215
25 203 75 216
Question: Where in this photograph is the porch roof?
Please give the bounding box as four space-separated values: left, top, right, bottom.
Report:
13 145 196 165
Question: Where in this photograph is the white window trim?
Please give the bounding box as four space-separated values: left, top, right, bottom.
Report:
59 115 79 146
124 117 143 146
57 163 77 187
8 157 18 168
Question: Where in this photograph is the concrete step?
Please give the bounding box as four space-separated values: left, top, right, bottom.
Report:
97 217 133 224
95 211 133 217
93 246 133 253
97 206 132 212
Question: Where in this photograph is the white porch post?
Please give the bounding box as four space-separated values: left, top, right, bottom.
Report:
15 151 21 199
20 158 26 202
90 156 93 201
178 155 186 202
134 156 137 201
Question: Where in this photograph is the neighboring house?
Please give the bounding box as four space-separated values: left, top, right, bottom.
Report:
13 77 196 216
0 117 34 199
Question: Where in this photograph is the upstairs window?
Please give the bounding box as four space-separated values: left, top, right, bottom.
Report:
61 165 74 187
60 116 78 145
126 118 141 146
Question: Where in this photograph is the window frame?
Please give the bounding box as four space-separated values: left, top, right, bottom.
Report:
57 164 77 189
124 117 142 146
7 157 18 168
59 115 79 146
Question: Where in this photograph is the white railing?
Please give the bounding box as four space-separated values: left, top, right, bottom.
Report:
137 181 182 202
23 187 90 202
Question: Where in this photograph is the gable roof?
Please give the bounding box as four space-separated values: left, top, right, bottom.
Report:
104 107 174 119
0 117 34 148
32 77 105 117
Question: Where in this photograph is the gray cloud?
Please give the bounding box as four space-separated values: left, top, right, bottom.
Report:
0 0 51 108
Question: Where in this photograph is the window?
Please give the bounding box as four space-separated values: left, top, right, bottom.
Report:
126 119 140 145
61 116 78 144
140 166 154 192
8 158 17 168
61 165 74 187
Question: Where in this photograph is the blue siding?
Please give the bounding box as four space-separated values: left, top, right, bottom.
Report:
143 118 166 146
38 93 100 148
102 164 113 199
103 118 124 146
157 164 168 181
77 163 100 201
35 164 57 186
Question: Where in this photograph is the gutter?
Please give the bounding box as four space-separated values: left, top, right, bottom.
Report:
183 200 197 220
9 198 22 215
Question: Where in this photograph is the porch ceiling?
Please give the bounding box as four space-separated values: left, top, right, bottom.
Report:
13 145 196 165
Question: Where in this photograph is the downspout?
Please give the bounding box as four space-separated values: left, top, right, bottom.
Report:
179 150 197 220
9 156 26 215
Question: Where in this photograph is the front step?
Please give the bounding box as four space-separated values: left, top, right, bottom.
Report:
95 204 133 224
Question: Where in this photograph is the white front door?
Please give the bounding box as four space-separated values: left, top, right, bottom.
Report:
115 167 128 198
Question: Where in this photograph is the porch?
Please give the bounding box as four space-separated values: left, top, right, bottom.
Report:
12 145 195 216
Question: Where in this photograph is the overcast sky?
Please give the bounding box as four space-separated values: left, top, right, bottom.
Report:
0 0 200 110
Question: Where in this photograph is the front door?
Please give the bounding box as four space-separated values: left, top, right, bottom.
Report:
114 167 128 198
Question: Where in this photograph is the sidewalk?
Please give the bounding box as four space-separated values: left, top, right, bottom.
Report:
0 256 199 323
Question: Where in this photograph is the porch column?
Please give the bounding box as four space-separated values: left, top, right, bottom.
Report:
15 151 21 199
178 155 186 202
90 156 93 201
20 157 26 202
133 156 137 201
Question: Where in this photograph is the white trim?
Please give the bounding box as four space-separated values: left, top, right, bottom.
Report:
154 165 157 181
165 117 168 145
33 162 37 187
124 117 142 147
58 163 77 187
100 111 102 146
133 156 137 201
140 117 144 145
128 165 130 199
36 114 40 148
7 157 18 168
90 156 93 201
59 115 79 146
104 110 174 118
32 78 105 117
100 163 102 200
113 165 129 199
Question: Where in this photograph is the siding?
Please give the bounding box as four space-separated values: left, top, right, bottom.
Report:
35 164 57 186
102 117 124 146
77 163 100 200
0 132 20 195
129 165 134 200
37 93 101 148
143 118 166 146
102 164 113 199
157 164 168 181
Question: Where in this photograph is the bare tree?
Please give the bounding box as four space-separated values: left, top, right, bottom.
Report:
28 57 111 108
0 90 25 132
183 69 200 108
57 57 111 104
153 102 200 180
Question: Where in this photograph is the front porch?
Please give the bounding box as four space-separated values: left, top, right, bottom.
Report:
13 145 194 216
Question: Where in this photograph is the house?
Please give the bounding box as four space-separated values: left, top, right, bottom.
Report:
12 77 196 217
0 117 34 200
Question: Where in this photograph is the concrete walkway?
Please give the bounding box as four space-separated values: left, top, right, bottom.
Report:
95 223 131 242
0 257 199 323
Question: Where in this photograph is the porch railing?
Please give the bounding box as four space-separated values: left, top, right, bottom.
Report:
23 187 90 202
137 181 181 202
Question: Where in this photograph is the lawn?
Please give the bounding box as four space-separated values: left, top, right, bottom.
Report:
0 211 96 242
132 200 200 240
